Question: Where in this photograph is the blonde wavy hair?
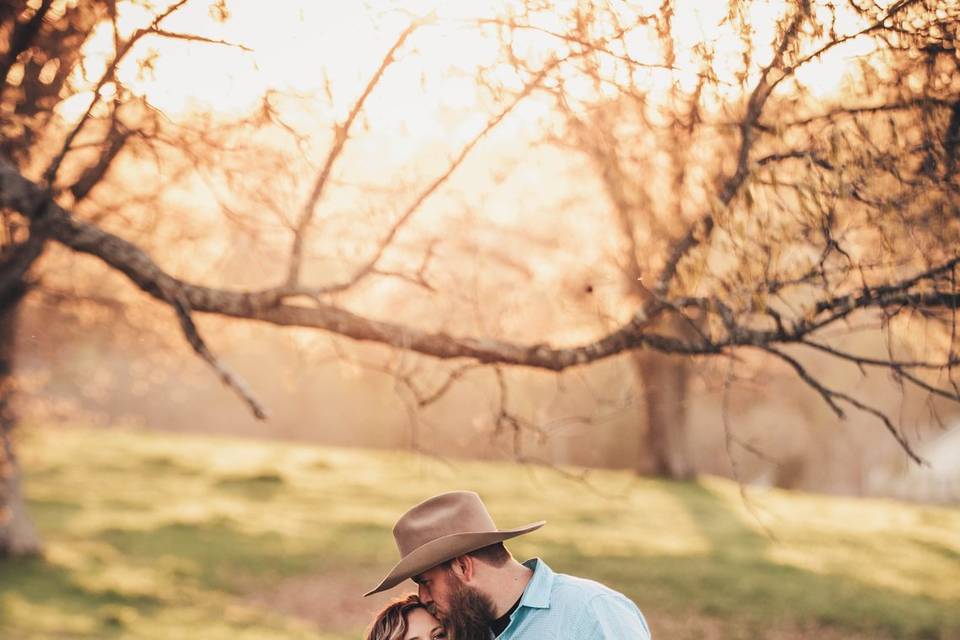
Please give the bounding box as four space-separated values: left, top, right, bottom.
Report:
365 594 431 640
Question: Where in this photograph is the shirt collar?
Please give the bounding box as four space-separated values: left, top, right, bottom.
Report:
518 558 554 610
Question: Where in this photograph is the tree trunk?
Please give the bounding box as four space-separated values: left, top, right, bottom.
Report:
630 311 700 480
0 447 41 556
0 240 43 557
633 350 693 479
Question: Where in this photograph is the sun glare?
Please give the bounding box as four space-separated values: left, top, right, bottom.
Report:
64 1 506 125
60 1 875 141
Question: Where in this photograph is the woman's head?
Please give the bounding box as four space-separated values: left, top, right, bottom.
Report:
366 594 446 640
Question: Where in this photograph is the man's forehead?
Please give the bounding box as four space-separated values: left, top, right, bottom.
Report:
412 565 445 583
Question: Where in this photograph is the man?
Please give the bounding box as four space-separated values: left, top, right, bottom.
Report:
364 491 652 639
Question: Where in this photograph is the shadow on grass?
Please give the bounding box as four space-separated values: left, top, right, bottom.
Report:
97 520 323 592
0 556 162 638
0 556 160 609
26 498 84 532
540 480 958 640
95 517 393 585
214 471 287 500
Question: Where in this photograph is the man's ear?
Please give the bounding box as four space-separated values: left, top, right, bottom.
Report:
449 555 475 582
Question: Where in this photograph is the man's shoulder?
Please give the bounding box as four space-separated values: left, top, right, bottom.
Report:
550 570 633 604
551 571 651 638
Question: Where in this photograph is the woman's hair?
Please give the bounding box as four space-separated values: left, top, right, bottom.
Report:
365 594 428 640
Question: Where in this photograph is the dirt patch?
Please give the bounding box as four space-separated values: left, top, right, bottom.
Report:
244 568 411 634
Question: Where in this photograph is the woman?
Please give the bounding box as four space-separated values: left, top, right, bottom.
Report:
365 594 447 640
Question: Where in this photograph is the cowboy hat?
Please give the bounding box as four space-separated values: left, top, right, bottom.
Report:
364 491 545 596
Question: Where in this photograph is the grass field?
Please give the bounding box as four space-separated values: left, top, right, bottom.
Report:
2 426 959 639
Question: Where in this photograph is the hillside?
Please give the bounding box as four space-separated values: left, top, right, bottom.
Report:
3 426 959 639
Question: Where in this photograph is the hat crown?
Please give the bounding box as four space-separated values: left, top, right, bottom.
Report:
393 491 497 557
364 491 545 596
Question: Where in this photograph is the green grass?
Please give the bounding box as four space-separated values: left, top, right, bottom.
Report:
3 426 960 639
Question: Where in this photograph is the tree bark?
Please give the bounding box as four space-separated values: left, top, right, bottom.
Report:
633 350 692 479
630 306 700 479
0 239 43 557
0 302 41 557
0 450 41 557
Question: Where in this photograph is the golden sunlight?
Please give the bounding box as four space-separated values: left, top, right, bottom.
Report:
5 1 960 637
61 0 872 128
64 0 505 122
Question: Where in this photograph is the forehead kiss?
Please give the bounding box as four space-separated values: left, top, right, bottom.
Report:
402 607 445 640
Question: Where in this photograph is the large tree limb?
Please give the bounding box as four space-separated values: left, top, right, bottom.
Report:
5 157 958 368
1 160 701 368
3 155 959 465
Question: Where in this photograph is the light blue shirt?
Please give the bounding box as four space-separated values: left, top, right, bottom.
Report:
498 558 652 639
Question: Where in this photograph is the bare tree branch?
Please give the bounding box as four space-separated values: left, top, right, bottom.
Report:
43 0 191 186
288 62 554 298
0 0 53 95
148 28 253 52
285 19 423 287
416 363 482 408
160 281 268 419
763 345 922 463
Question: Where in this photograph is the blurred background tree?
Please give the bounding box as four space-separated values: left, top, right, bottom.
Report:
1 0 958 556
492 0 960 477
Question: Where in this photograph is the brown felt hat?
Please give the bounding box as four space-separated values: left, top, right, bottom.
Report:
363 491 545 597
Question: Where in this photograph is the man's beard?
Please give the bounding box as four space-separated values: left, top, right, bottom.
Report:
434 582 498 640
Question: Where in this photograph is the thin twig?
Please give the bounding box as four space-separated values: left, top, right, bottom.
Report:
286 19 424 287
762 345 922 464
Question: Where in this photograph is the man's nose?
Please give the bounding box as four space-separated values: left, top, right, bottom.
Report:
418 584 432 603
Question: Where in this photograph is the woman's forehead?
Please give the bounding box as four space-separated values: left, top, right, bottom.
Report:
403 606 441 639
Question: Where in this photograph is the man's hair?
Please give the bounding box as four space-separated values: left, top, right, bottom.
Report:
465 542 511 567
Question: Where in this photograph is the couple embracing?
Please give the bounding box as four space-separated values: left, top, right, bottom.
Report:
363 491 652 639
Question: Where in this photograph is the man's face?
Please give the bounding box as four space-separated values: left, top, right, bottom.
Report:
413 565 457 618
414 564 497 640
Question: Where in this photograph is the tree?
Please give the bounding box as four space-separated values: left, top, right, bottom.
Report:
486 0 960 477
1 0 958 555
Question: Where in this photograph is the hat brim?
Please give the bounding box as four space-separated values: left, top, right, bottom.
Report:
363 521 545 597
